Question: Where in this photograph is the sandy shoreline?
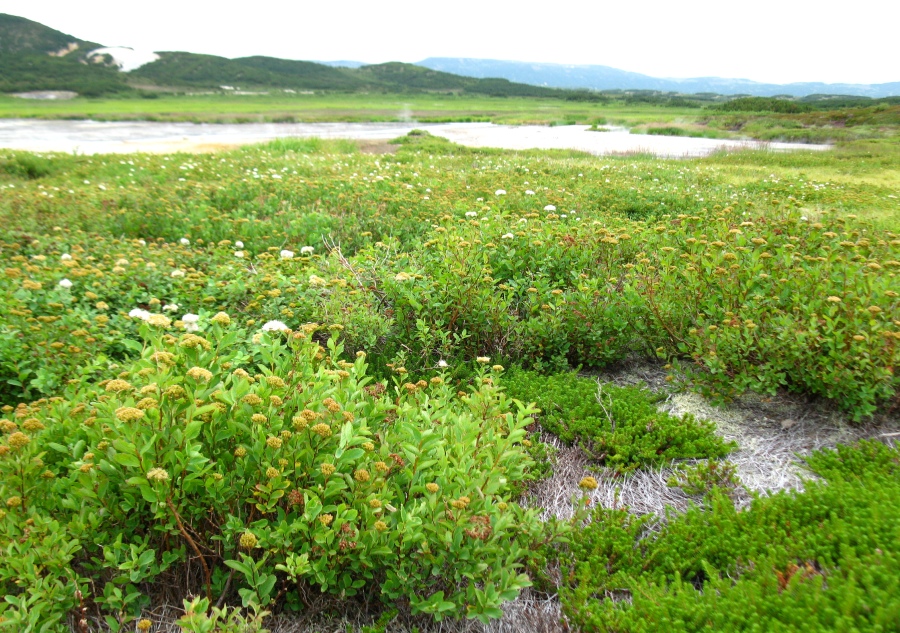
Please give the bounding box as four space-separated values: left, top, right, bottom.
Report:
0 119 831 157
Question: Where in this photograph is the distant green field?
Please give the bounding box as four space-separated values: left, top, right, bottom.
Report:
3 93 898 146
0 92 701 125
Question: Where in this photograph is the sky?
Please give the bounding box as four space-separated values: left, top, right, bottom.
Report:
3 0 899 85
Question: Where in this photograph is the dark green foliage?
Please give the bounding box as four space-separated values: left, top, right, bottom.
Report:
645 126 690 136
0 53 130 96
0 13 100 55
554 441 900 632
718 97 813 113
0 152 56 179
502 371 734 471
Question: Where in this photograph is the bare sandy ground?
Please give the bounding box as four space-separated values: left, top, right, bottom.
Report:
0 119 830 158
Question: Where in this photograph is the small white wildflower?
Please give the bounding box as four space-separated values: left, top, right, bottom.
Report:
58 278 73 289
61 254 72 261
129 308 151 321
179 238 190 246
170 270 185 278
138 239 147 246
437 359 448 368
162 303 179 312
261 320 290 332
495 189 506 196
235 250 244 258
300 246 314 255
525 190 535 195
182 313 200 324
465 211 478 218
501 233 514 239
280 250 294 259
544 204 557 212
235 240 244 248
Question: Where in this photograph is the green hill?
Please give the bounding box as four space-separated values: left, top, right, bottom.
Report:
0 13 100 55
0 13 132 95
0 12 596 99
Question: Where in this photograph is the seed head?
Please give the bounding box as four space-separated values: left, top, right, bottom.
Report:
186 367 213 384
320 463 336 476
8 432 31 449
266 436 282 449
579 476 599 491
239 531 258 550
105 379 132 393
21 418 45 432
147 468 170 482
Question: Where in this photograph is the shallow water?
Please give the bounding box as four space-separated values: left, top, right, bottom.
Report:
0 119 830 157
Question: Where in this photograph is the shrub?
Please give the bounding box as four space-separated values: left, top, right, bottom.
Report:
0 322 543 628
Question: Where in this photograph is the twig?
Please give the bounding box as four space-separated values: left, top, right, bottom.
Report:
167 497 212 605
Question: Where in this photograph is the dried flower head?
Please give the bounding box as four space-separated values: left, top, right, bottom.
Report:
426 483 439 494
266 436 282 449
147 468 170 482
8 432 31 449
239 531 258 550
241 394 263 407
105 379 133 393
186 367 213 383
320 463 336 476
311 423 332 438
21 418 45 432
265 375 286 389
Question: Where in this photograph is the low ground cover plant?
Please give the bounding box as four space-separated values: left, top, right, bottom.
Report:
547 440 900 632
503 370 734 471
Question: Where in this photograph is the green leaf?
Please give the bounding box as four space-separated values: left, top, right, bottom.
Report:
114 453 141 469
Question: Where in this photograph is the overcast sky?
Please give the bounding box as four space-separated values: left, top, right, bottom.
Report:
4 1 898 85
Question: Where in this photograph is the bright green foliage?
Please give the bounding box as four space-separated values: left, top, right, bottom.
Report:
502 371 734 471
0 139 897 418
553 441 900 632
0 324 542 629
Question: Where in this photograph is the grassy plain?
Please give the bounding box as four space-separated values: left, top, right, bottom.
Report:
0 122 898 630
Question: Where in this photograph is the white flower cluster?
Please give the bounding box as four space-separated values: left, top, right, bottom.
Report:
261 320 290 332
183 313 200 332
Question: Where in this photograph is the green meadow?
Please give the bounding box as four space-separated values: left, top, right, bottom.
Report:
0 119 898 631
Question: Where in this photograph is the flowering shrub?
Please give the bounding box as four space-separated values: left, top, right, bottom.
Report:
0 322 543 628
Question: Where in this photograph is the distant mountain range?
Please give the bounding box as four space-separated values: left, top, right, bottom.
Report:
416 58 900 98
2 12 898 99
